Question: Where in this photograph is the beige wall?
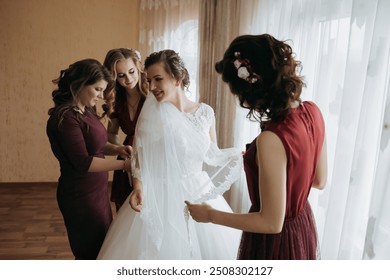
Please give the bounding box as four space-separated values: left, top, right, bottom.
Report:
0 0 139 182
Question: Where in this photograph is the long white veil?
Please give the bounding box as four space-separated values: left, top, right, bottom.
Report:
131 93 242 258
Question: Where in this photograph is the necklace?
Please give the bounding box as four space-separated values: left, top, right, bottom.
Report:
73 106 85 114
127 95 141 122
128 94 141 111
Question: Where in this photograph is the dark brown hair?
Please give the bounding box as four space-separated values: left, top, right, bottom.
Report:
48 58 115 125
215 34 305 123
144 49 190 91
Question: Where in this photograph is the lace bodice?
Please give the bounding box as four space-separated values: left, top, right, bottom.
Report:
131 102 215 180
178 103 215 174
183 103 214 132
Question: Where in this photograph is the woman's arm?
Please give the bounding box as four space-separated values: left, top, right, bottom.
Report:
129 178 143 212
102 141 131 158
88 156 131 172
107 118 121 145
312 135 327 189
104 118 132 158
209 117 217 144
186 131 287 234
59 114 130 174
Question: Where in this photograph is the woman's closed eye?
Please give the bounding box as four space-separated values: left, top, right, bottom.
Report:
118 70 135 78
147 77 163 83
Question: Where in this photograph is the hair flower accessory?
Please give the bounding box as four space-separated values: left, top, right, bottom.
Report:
134 50 141 60
127 48 141 60
233 52 261 84
237 67 250 80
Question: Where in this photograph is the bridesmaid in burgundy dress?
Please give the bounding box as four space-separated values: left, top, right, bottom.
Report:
46 59 132 259
186 34 328 259
103 48 148 211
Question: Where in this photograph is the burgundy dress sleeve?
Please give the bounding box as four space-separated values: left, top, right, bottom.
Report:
57 113 94 173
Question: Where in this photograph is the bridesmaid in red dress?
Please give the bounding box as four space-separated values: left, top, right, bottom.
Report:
186 34 327 259
47 59 132 259
103 48 148 211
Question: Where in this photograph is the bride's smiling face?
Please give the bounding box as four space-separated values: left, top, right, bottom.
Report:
146 62 179 103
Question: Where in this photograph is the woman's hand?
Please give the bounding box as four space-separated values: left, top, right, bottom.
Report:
184 201 214 223
117 145 132 159
129 188 143 212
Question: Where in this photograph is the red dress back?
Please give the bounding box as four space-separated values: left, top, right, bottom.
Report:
238 101 325 259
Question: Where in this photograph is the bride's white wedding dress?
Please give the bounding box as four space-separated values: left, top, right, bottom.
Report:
97 94 243 260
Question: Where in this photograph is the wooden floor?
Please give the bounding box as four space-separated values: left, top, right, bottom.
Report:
0 183 115 260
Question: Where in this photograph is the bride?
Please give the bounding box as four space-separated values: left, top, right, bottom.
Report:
97 49 243 260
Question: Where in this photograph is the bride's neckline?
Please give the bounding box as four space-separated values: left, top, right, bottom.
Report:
169 100 201 114
183 103 202 115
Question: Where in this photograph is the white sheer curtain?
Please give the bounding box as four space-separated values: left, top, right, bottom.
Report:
138 0 199 100
235 0 390 259
197 0 253 213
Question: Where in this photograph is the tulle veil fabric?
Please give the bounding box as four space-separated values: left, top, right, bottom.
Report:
99 93 242 259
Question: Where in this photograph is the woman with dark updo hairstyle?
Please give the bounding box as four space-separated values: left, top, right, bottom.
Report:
186 34 328 260
47 59 132 259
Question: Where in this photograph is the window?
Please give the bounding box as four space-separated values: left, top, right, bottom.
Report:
172 20 199 101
